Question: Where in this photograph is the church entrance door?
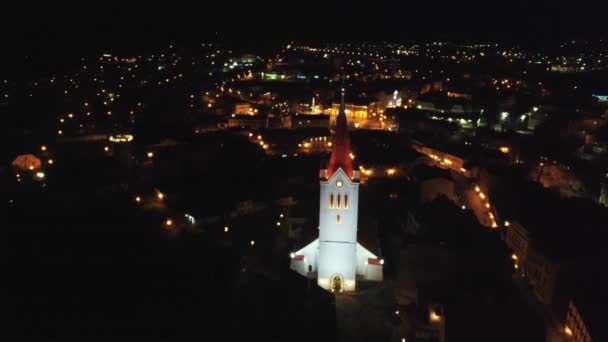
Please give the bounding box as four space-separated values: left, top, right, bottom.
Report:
330 274 343 293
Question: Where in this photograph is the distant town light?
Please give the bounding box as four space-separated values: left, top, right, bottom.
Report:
504 221 511 227
165 219 173 227
479 192 486 200
276 221 281 226
224 226 229 233
48 159 54 165
512 253 518 261
429 311 441 322
475 186 480 192
147 152 154 158
250 240 255 246
41 145 47 152
35 171 45 179
109 134 134 143
103 146 110 152
157 192 164 200
564 326 573 336
290 252 295 259
135 196 141 203
499 146 510 154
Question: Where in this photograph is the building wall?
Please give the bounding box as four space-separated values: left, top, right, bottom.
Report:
317 241 357 291
227 117 267 129
319 169 359 243
317 168 359 291
329 103 368 127
298 136 332 153
526 250 558 304
505 222 530 271
565 300 592 342
234 103 251 115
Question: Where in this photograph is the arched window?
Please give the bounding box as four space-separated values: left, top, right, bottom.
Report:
336 215 341 224
344 194 348 209
337 194 341 208
329 194 334 208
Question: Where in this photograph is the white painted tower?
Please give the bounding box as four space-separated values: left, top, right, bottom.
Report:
290 88 383 293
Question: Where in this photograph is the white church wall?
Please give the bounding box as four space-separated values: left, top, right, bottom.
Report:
318 241 357 291
290 239 319 276
319 169 359 244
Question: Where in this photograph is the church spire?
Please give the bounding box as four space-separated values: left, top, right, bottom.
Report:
327 85 354 180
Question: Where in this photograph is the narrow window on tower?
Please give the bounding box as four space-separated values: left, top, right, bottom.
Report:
344 195 348 209
336 214 341 224
329 194 334 208
337 194 341 208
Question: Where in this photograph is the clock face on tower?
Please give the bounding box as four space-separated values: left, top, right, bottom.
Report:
336 180 343 188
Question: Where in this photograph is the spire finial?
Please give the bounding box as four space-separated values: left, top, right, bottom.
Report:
339 73 346 116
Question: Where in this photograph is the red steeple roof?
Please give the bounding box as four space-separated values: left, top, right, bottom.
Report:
327 87 354 180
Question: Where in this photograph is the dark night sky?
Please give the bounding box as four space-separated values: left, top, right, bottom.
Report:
1 1 607 57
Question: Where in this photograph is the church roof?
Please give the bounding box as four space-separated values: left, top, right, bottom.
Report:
326 87 354 180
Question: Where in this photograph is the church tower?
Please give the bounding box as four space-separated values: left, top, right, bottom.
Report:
290 87 383 293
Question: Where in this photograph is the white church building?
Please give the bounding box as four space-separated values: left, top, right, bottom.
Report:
290 88 383 293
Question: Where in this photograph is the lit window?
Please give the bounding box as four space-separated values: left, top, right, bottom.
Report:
344 195 348 209
336 215 341 224
337 194 341 208
329 194 334 208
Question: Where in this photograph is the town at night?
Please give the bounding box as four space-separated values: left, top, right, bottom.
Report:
1 2 607 341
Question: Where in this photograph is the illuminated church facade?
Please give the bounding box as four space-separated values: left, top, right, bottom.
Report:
290 88 383 293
